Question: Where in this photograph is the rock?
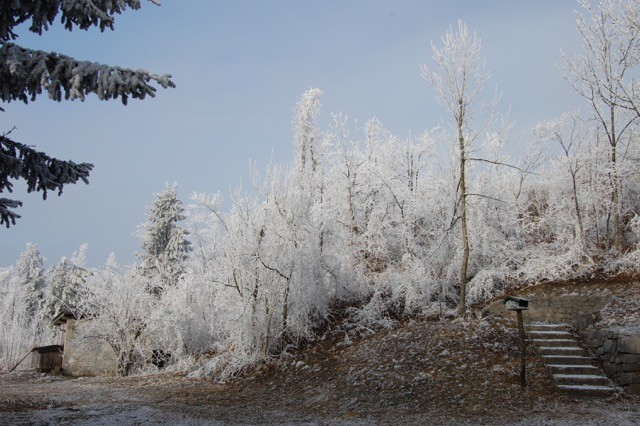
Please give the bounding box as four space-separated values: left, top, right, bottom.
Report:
603 339 614 353
620 354 640 364
618 373 636 386
619 336 640 354
622 362 640 372
625 383 640 396
604 364 617 376
413 372 428 383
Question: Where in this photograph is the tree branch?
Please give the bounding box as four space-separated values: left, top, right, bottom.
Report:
0 134 93 227
468 157 536 174
0 43 175 105
465 192 507 204
0 0 160 42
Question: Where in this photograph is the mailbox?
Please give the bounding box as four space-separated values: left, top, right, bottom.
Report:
503 295 530 387
502 296 529 311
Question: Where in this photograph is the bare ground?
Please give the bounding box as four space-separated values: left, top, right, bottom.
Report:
2 279 639 425
1 316 639 425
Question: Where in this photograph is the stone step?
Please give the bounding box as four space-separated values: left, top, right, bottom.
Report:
542 355 592 365
556 384 618 398
537 346 585 356
527 323 617 398
530 339 581 348
547 364 601 375
553 374 613 387
528 330 573 340
527 323 570 332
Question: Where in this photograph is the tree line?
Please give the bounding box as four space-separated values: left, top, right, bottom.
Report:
3 0 640 378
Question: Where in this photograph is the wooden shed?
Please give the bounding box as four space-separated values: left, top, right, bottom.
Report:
30 345 63 373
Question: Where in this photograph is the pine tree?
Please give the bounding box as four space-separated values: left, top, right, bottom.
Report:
15 243 46 318
0 0 175 227
138 184 191 295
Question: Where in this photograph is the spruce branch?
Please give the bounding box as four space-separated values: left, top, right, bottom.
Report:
0 133 93 227
0 43 175 105
0 0 160 42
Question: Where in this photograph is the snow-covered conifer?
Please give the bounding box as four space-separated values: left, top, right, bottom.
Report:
14 243 46 318
43 253 90 321
138 184 192 295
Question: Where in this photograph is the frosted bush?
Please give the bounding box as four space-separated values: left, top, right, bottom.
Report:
343 291 398 338
466 270 505 306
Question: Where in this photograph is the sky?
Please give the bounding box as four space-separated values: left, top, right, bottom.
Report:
2 0 587 268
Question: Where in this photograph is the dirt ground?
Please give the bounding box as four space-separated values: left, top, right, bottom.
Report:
1 314 639 425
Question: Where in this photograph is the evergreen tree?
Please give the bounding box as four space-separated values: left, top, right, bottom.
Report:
138 184 191 295
0 0 175 227
15 243 46 318
43 253 90 321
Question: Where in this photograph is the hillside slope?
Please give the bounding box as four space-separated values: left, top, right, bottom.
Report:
2 312 639 424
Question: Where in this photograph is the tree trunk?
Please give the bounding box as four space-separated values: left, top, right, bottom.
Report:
458 131 469 317
570 170 585 247
611 143 621 250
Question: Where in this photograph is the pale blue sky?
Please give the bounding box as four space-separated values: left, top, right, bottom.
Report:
3 1 584 268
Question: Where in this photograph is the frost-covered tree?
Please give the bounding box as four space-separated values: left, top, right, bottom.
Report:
138 184 192 295
43 244 90 321
76 265 154 376
587 0 640 120
421 20 492 315
14 243 46 318
534 112 590 247
0 0 174 227
562 0 640 249
294 87 323 177
0 255 54 370
0 266 40 370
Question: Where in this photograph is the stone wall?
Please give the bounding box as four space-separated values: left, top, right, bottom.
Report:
484 292 640 394
581 330 640 395
483 294 612 329
62 319 118 377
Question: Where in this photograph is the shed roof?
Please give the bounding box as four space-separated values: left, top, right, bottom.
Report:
52 312 77 326
32 344 63 353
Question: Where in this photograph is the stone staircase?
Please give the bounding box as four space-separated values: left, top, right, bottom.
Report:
527 323 618 398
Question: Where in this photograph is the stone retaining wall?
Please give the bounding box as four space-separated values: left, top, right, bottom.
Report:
581 330 640 395
483 294 611 330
